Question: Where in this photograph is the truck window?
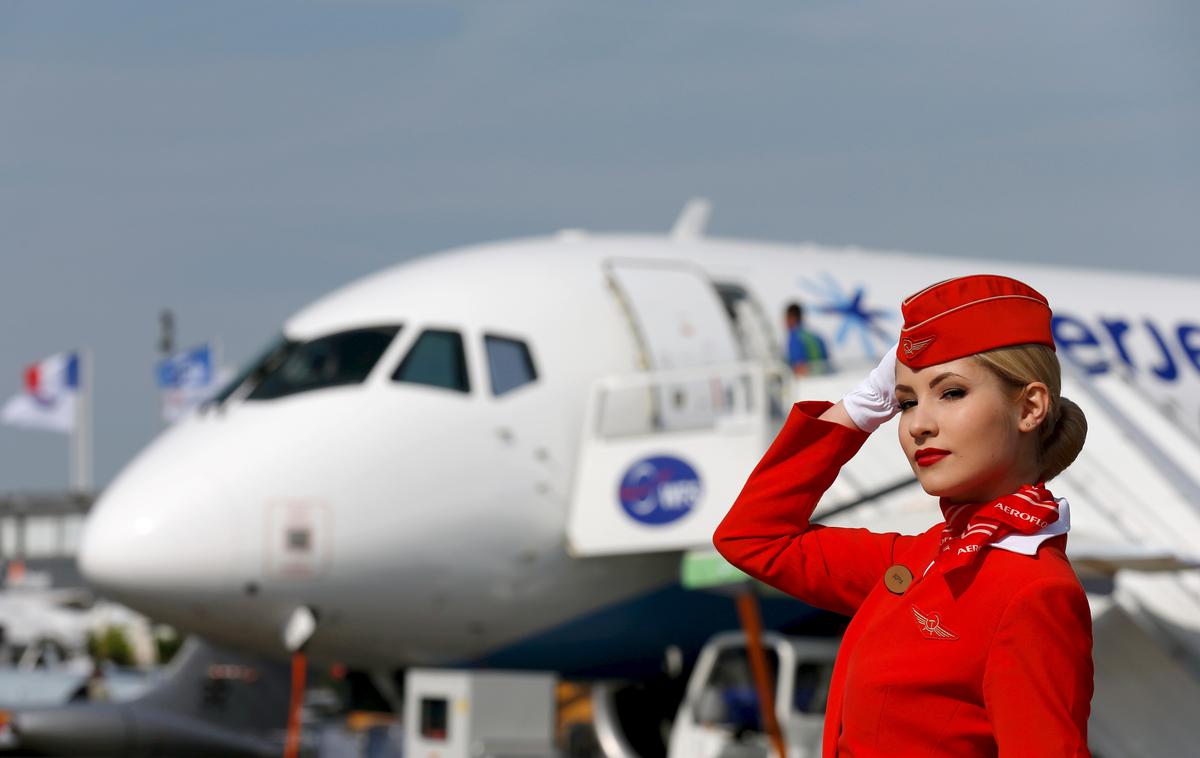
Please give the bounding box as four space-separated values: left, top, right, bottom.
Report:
793 660 834 714
420 697 448 740
696 647 779 731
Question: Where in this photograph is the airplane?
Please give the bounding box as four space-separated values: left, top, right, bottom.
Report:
66 200 1200 753
3 637 291 757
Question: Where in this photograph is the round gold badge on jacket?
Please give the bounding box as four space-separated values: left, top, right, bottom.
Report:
884 564 914 594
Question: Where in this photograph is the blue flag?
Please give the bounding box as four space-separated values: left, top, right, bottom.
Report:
157 343 219 422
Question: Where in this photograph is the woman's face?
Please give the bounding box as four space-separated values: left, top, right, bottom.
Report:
894 356 1042 504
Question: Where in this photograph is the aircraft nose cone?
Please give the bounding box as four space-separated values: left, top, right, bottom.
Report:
79 471 235 603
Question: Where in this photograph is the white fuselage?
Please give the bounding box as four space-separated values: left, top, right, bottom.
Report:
76 233 1200 671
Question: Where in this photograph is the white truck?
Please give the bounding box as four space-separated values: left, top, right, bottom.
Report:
668 631 838 758
403 668 558 758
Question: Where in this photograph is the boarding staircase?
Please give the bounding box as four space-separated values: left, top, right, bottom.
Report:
566 361 785 556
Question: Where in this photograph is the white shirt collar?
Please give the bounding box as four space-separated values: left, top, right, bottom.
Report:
989 496 1071 556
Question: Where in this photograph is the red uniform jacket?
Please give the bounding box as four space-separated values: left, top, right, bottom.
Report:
713 401 1093 757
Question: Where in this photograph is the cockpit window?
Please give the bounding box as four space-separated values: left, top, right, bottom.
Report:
484 335 538 396
211 336 290 404
244 326 400 401
392 329 470 393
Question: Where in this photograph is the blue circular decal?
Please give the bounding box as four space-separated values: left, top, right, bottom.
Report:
618 455 702 525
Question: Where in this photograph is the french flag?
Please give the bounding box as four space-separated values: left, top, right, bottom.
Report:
1 351 81 433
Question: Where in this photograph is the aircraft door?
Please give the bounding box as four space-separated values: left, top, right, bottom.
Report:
715 282 779 364
716 282 788 421
605 259 743 431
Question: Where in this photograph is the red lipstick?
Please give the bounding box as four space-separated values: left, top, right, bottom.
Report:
915 448 951 467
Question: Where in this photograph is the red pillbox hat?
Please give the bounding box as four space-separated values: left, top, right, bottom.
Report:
897 274 1055 368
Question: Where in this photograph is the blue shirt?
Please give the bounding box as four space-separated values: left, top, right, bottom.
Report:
788 327 830 372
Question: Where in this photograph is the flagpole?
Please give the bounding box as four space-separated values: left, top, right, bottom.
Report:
68 410 77 492
72 348 93 493
69 351 79 491
213 336 223 388
157 310 175 431
84 347 93 491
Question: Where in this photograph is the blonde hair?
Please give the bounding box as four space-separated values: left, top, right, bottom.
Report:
973 344 1087 482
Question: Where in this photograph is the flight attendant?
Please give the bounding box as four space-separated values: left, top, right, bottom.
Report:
714 274 1093 757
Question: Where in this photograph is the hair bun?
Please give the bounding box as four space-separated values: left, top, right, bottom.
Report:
1041 396 1087 482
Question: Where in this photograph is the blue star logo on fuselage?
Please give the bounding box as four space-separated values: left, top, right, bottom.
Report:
799 273 897 360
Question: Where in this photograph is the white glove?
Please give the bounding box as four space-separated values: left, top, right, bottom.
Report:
841 343 900 433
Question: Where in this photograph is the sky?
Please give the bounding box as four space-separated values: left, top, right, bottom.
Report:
0 1 1197 490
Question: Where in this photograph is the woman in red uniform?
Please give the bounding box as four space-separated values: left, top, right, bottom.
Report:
713 274 1093 757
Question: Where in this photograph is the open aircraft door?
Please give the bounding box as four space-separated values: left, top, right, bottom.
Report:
605 259 743 431
569 260 787 557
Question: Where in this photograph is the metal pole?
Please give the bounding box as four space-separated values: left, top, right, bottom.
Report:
158 310 175 356
283 650 307 758
71 349 93 493
157 309 175 429
735 589 787 758
68 385 78 492
84 347 93 491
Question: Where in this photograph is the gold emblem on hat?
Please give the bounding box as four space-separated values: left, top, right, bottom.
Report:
902 336 935 357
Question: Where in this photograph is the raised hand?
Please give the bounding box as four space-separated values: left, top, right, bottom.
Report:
840 343 900 433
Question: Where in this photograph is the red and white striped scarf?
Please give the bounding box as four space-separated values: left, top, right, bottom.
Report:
937 483 1060 570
